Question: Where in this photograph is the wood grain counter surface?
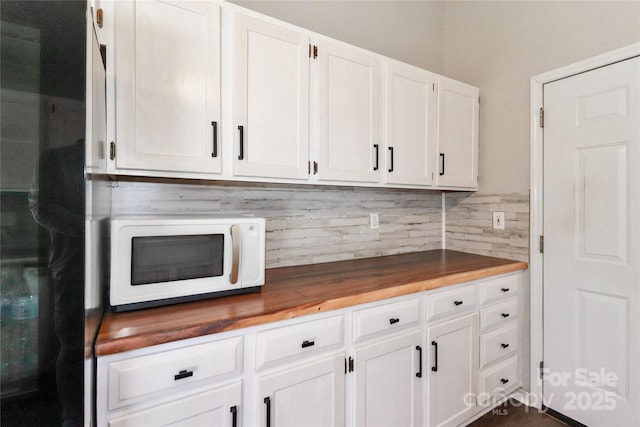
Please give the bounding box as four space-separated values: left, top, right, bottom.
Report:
95 250 527 356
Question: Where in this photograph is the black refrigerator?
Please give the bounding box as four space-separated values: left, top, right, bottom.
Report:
1 2 88 426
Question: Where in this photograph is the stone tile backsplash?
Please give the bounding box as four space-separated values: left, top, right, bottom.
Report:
111 179 530 268
445 191 530 262
111 180 444 268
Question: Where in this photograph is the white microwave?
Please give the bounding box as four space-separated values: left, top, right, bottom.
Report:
110 216 265 311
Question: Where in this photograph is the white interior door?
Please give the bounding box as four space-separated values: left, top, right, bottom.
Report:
543 56 639 426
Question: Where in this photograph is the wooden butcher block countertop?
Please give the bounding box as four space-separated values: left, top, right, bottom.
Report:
95 250 527 356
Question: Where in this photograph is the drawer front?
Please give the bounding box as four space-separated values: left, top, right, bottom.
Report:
478 274 520 306
109 382 241 427
478 356 518 406
256 315 344 369
108 336 242 410
479 297 518 332
352 298 420 342
425 285 476 322
479 323 518 369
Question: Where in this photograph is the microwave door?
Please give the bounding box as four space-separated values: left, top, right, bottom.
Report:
131 234 225 286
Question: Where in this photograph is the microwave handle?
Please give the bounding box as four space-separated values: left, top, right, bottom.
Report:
230 224 240 284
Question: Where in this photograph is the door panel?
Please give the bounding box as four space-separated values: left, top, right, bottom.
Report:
384 62 436 186
114 0 221 174
435 79 478 189
543 56 639 426
258 354 345 427
233 13 310 180
353 330 422 426
426 314 477 427
577 143 628 262
317 40 380 183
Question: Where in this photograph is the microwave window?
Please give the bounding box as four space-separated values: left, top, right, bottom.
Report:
131 234 224 286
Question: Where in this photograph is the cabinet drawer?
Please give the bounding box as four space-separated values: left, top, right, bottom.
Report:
256 315 344 369
479 297 518 332
352 298 420 342
479 323 518 369
108 336 242 410
109 382 241 427
425 285 476 322
478 274 519 306
478 356 518 406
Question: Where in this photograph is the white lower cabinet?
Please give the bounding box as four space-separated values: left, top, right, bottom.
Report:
477 274 521 408
424 272 523 427
108 382 241 427
97 334 244 427
426 313 478 427
478 356 518 407
96 272 523 427
257 353 346 427
352 330 423 426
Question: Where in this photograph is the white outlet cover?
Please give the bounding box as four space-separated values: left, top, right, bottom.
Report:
370 213 379 229
492 211 505 230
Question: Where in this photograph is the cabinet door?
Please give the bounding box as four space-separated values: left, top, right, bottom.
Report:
114 1 221 174
108 382 241 427
353 330 423 427
86 18 107 175
233 13 310 180
426 313 478 427
258 353 345 427
435 78 479 189
384 62 437 186
317 40 380 183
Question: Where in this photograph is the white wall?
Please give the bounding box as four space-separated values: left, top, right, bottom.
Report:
444 1 640 193
229 0 446 74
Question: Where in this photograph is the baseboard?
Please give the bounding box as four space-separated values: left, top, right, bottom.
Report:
542 406 588 427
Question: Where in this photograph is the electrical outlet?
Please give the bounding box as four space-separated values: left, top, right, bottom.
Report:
370 213 379 230
493 211 505 230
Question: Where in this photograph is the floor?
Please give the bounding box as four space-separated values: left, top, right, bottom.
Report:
467 399 567 427
1 376 62 427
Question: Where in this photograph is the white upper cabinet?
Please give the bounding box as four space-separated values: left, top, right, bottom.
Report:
384 61 438 187
316 39 381 183
113 0 221 175
232 13 310 180
435 78 479 190
105 1 479 190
